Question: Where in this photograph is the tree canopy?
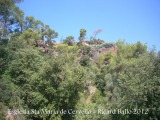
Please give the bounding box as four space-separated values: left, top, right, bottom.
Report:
0 1 160 120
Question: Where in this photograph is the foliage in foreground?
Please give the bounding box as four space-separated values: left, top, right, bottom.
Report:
0 1 160 120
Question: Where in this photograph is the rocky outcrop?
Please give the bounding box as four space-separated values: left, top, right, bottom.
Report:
92 44 117 61
86 86 96 105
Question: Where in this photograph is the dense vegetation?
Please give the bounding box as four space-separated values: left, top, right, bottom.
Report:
0 1 160 120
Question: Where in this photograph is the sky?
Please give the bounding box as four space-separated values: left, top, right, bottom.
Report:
17 0 160 51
